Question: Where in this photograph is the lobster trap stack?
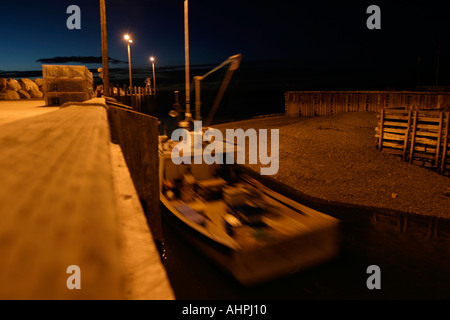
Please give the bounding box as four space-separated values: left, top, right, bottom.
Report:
42 65 94 106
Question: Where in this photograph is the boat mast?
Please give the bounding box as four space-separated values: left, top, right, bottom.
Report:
184 0 191 125
100 0 110 97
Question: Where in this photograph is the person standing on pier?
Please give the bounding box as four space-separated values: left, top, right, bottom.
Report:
145 77 152 95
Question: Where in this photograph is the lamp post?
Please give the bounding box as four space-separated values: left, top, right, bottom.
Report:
150 56 156 95
124 34 133 87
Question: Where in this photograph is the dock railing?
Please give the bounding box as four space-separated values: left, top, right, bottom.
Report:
107 84 157 116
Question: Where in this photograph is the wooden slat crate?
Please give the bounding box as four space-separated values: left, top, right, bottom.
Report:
376 109 450 175
376 109 412 159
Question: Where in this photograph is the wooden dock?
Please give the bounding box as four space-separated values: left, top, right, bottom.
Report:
0 99 174 299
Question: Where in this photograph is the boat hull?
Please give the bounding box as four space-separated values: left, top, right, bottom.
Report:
158 137 340 285
160 181 340 286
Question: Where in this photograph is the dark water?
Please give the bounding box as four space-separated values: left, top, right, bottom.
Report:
159 214 450 300
109 61 292 125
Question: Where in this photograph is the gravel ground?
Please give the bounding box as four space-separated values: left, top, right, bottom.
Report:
214 112 450 218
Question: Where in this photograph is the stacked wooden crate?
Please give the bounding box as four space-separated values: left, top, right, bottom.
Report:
376 109 450 175
42 65 94 106
375 109 411 159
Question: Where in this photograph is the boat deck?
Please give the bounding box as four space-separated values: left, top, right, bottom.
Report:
163 172 339 252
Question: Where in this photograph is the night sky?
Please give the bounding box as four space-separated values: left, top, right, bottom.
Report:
0 0 449 86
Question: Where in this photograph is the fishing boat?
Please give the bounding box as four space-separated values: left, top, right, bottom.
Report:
159 135 340 285
158 53 340 285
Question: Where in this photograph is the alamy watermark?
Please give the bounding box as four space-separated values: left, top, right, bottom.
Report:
171 121 279 176
366 265 381 290
367 5 381 30
66 265 81 290
66 5 81 30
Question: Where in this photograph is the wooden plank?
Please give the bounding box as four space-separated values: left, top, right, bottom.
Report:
124 84 128 106
409 111 418 163
412 152 436 160
299 94 306 116
345 93 352 112
338 94 347 113
384 127 408 134
434 112 444 167
315 93 323 116
414 136 438 146
382 132 406 141
286 92 300 117
402 110 412 161
354 93 361 112
305 94 314 117
358 93 366 111
417 115 443 122
414 130 440 138
416 123 441 131
383 121 410 128
414 145 437 153
405 94 412 110
311 94 317 116
384 114 410 121
382 141 404 149
378 109 385 150
286 101 299 117
403 110 412 160
441 112 450 174
0 105 125 299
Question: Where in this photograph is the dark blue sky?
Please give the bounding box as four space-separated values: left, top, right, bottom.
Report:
0 0 449 78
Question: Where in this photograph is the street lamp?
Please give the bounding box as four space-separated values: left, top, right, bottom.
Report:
150 56 156 95
124 34 133 87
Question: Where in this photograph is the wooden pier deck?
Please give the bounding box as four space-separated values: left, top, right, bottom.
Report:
0 99 174 300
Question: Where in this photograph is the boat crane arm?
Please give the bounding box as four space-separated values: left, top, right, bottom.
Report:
190 54 242 126
199 54 242 80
